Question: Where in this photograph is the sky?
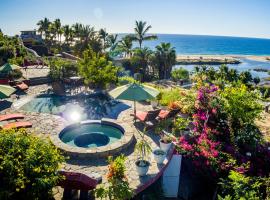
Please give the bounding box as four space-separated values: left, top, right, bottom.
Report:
0 0 270 39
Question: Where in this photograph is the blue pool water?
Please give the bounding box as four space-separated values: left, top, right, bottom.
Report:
19 93 124 119
60 123 123 148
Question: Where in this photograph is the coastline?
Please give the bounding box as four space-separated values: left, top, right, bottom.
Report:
176 54 270 64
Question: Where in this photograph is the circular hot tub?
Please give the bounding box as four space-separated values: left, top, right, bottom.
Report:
74 132 110 148
52 119 134 159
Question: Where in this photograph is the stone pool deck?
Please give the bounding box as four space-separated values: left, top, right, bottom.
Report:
0 84 174 199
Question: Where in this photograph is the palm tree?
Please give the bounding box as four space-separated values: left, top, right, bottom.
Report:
132 21 157 49
54 18 62 43
118 35 133 57
154 42 176 79
37 17 50 39
131 47 153 77
63 25 72 44
99 28 108 51
107 34 118 52
72 23 83 40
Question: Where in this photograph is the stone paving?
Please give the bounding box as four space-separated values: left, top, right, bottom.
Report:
0 84 174 200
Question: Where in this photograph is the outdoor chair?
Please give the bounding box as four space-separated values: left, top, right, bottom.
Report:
16 82 29 91
135 109 161 127
2 121 32 130
157 108 180 121
0 113 25 122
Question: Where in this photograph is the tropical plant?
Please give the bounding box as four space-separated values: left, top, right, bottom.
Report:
54 18 62 43
99 28 109 51
49 57 78 81
117 76 138 86
130 47 153 79
218 171 263 200
135 137 152 165
131 20 157 48
78 48 119 88
220 84 263 129
152 42 176 79
253 77 260 85
37 17 51 39
95 155 133 200
118 35 133 58
107 34 118 52
239 71 253 84
171 67 189 81
0 128 65 200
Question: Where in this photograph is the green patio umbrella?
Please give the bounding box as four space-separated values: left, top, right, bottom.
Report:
0 84 16 99
109 83 160 116
0 63 20 73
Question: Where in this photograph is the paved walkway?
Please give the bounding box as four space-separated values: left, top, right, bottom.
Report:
0 85 174 199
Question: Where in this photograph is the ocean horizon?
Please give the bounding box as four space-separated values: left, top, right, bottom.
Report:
119 34 270 56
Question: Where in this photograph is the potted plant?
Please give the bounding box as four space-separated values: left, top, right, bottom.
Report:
135 131 152 176
172 117 190 137
152 148 166 164
159 135 173 152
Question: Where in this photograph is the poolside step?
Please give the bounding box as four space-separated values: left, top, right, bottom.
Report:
29 76 52 86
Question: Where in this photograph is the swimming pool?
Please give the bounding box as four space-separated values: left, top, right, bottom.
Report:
19 93 121 119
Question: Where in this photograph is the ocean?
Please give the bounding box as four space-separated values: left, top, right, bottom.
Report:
125 34 270 78
138 34 270 56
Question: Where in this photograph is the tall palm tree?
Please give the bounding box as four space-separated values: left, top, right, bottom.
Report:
118 35 133 57
63 25 72 44
37 17 50 39
107 34 118 52
132 21 157 49
99 28 108 51
72 23 83 40
154 42 176 79
54 18 62 43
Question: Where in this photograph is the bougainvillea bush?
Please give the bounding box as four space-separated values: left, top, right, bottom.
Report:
175 83 270 198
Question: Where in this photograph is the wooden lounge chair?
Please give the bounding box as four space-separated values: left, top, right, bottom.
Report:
135 109 161 126
158 108 180 120
2 121 32 130
0 113 25 122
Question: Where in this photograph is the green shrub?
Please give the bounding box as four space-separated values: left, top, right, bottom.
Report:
218 171 263 200
0 129 65 200
220 84 263 127
8 68 23 80
159 88 183 106
171 67 189 81
78 48 119 89
118 76 138 86
49 57 78 81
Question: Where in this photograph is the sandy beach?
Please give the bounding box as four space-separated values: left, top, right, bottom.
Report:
176 54 270 64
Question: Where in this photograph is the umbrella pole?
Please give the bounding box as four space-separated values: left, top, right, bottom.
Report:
134 100 136 120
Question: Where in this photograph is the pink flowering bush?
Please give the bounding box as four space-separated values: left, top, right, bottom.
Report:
175 84 269 184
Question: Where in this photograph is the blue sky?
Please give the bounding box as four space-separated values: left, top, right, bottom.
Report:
0 0 269 38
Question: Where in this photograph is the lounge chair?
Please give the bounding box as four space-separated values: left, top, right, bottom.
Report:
135 109 161 126
158 108 180 120
0 113 25 122
2 121 32 130
16 82 29 91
